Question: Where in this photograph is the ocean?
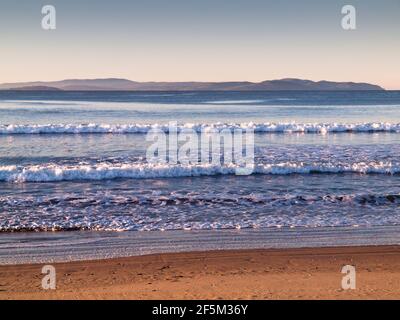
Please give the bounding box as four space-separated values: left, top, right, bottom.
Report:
1 90 400 263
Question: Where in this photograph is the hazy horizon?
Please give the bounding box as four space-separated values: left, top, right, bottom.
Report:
0 76 388 85
1 0 399 89
0 77 390 92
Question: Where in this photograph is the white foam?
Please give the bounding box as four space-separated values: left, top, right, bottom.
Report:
1 161 399 183
1 122 400 135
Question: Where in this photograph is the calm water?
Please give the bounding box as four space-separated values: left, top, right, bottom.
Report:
1 90 400 232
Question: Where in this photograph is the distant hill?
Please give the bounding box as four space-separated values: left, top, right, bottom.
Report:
0 78 385 91
7 86 62 91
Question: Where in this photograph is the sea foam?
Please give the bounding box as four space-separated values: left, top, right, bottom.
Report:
1 161 399 183
1 122 400 134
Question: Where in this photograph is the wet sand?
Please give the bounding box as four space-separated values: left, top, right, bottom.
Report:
1 245 400 300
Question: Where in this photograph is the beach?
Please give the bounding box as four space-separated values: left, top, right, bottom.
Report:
2 91 400 300
1 245 400 300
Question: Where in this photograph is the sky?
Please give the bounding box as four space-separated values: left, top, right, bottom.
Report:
0 0 399 89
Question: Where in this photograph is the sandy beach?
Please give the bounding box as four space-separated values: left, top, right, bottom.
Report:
1 245 400 300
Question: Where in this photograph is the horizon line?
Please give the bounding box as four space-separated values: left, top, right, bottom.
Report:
0 77 386 84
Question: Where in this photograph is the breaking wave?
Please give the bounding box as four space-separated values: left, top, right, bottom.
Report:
1 161 400 183
1 122 400 134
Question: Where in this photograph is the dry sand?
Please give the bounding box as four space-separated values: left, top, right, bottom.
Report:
1 245 400 300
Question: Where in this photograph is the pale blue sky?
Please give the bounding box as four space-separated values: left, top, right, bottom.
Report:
0 0 399 88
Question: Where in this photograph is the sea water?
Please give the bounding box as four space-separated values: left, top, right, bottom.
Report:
1 90 400 259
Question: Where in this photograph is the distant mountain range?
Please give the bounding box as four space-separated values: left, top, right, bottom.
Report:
5 85 63 91
0 78 385 91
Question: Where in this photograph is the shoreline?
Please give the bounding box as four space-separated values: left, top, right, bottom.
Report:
2 225 400 265
1 245 400 299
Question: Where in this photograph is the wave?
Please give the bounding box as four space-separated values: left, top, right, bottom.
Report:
3 193 400 208
2 190 400 232
1 161 400 182
1 122 400 135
